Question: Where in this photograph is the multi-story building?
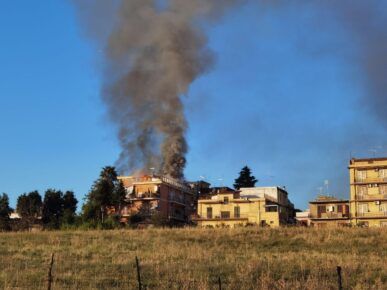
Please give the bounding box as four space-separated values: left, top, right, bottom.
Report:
194 187 295 228
118 175 195 225
349 157 387 227
308 196 350 227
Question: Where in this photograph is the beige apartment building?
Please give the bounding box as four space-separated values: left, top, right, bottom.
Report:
309 196 350 227
194 187 295 228
349 157 387 227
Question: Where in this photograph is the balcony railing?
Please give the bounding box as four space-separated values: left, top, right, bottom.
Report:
311 212 349 219
195 213 249 220
128 192 160 199
169 195 186 205
357 193 387 200
357 211 387 218
354 177 387 183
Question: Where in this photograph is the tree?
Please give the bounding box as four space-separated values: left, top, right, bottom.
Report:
0 193 12 231
16 191 42 226
62 191 78 225
233 166 258 190
113 181 127 210
42 189 64 229
82 166 124 223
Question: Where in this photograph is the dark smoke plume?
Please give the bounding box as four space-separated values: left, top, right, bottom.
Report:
72 0 386 181
72 0 241 179
328 1 387 125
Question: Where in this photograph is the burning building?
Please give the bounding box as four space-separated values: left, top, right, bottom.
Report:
118 175 196 225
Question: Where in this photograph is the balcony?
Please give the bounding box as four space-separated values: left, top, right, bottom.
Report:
127 192 160 200
194 213 249 221
357 211 387 218
169 195 186 206
311 212 349 219
354 177 387 184
356 193 387 201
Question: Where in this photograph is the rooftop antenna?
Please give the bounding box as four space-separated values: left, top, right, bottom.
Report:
218 177 224 187
324 180 329 196
317 187 323 195
368 149 377 157
149 167 155 176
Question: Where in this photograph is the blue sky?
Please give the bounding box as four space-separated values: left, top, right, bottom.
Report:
1 1 386 209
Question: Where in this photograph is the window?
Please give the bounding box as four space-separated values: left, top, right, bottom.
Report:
380 185 387 195
206 207 212 219
380 203 387 213
358 204 369 214
221 211 230 219
357 186 367 198
356 170 367 181
337 205 343 213
223 197 229 204
317 205 326 218
379 169 387 179
266 205 278 212
234 206 240 218
327 205 335 212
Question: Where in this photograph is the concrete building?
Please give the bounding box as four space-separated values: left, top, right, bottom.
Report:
308 196 350 227
295 210 311 226
118 175 195 225
194 187 295 228
349 157 387 227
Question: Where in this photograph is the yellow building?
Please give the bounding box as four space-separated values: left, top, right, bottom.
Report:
309 196 350 228
349 157 387 227
195 187 295 228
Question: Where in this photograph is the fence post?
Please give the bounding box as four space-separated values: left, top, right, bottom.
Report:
47 253 54 290
337 266 342 290
218 276 222 290
135 256 142 290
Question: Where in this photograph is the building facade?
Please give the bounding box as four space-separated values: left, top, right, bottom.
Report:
195 187 295 228
349 158 387 227
295 210 311 226
309 196 350 227
118 175 195 225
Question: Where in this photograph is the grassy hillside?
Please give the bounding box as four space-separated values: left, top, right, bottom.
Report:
0 227 386 289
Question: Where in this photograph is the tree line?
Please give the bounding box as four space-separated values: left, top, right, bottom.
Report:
0 190 78 231
0 165 258 231
0 166 127 231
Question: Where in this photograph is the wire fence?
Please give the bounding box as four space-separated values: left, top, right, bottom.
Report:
33 254 344 290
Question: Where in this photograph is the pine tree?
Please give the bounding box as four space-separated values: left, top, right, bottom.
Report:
233 166 258 189
82 166 124 223
42 189 64 229
62 191 78 225
0 193 12 231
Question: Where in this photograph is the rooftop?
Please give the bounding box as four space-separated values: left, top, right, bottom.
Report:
309 195 348 204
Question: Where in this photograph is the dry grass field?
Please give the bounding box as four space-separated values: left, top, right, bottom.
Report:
0 227 386 289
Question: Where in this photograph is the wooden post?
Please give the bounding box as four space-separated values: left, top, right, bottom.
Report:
218 276 222 290
135 256 142 290
337 266 342 290
47 253 54 290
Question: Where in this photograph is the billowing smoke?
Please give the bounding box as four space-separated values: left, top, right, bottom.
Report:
72 0 386 183
72 0 241 179
328 1 387 125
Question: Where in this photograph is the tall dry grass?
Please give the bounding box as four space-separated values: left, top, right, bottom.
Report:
0 227 386 289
